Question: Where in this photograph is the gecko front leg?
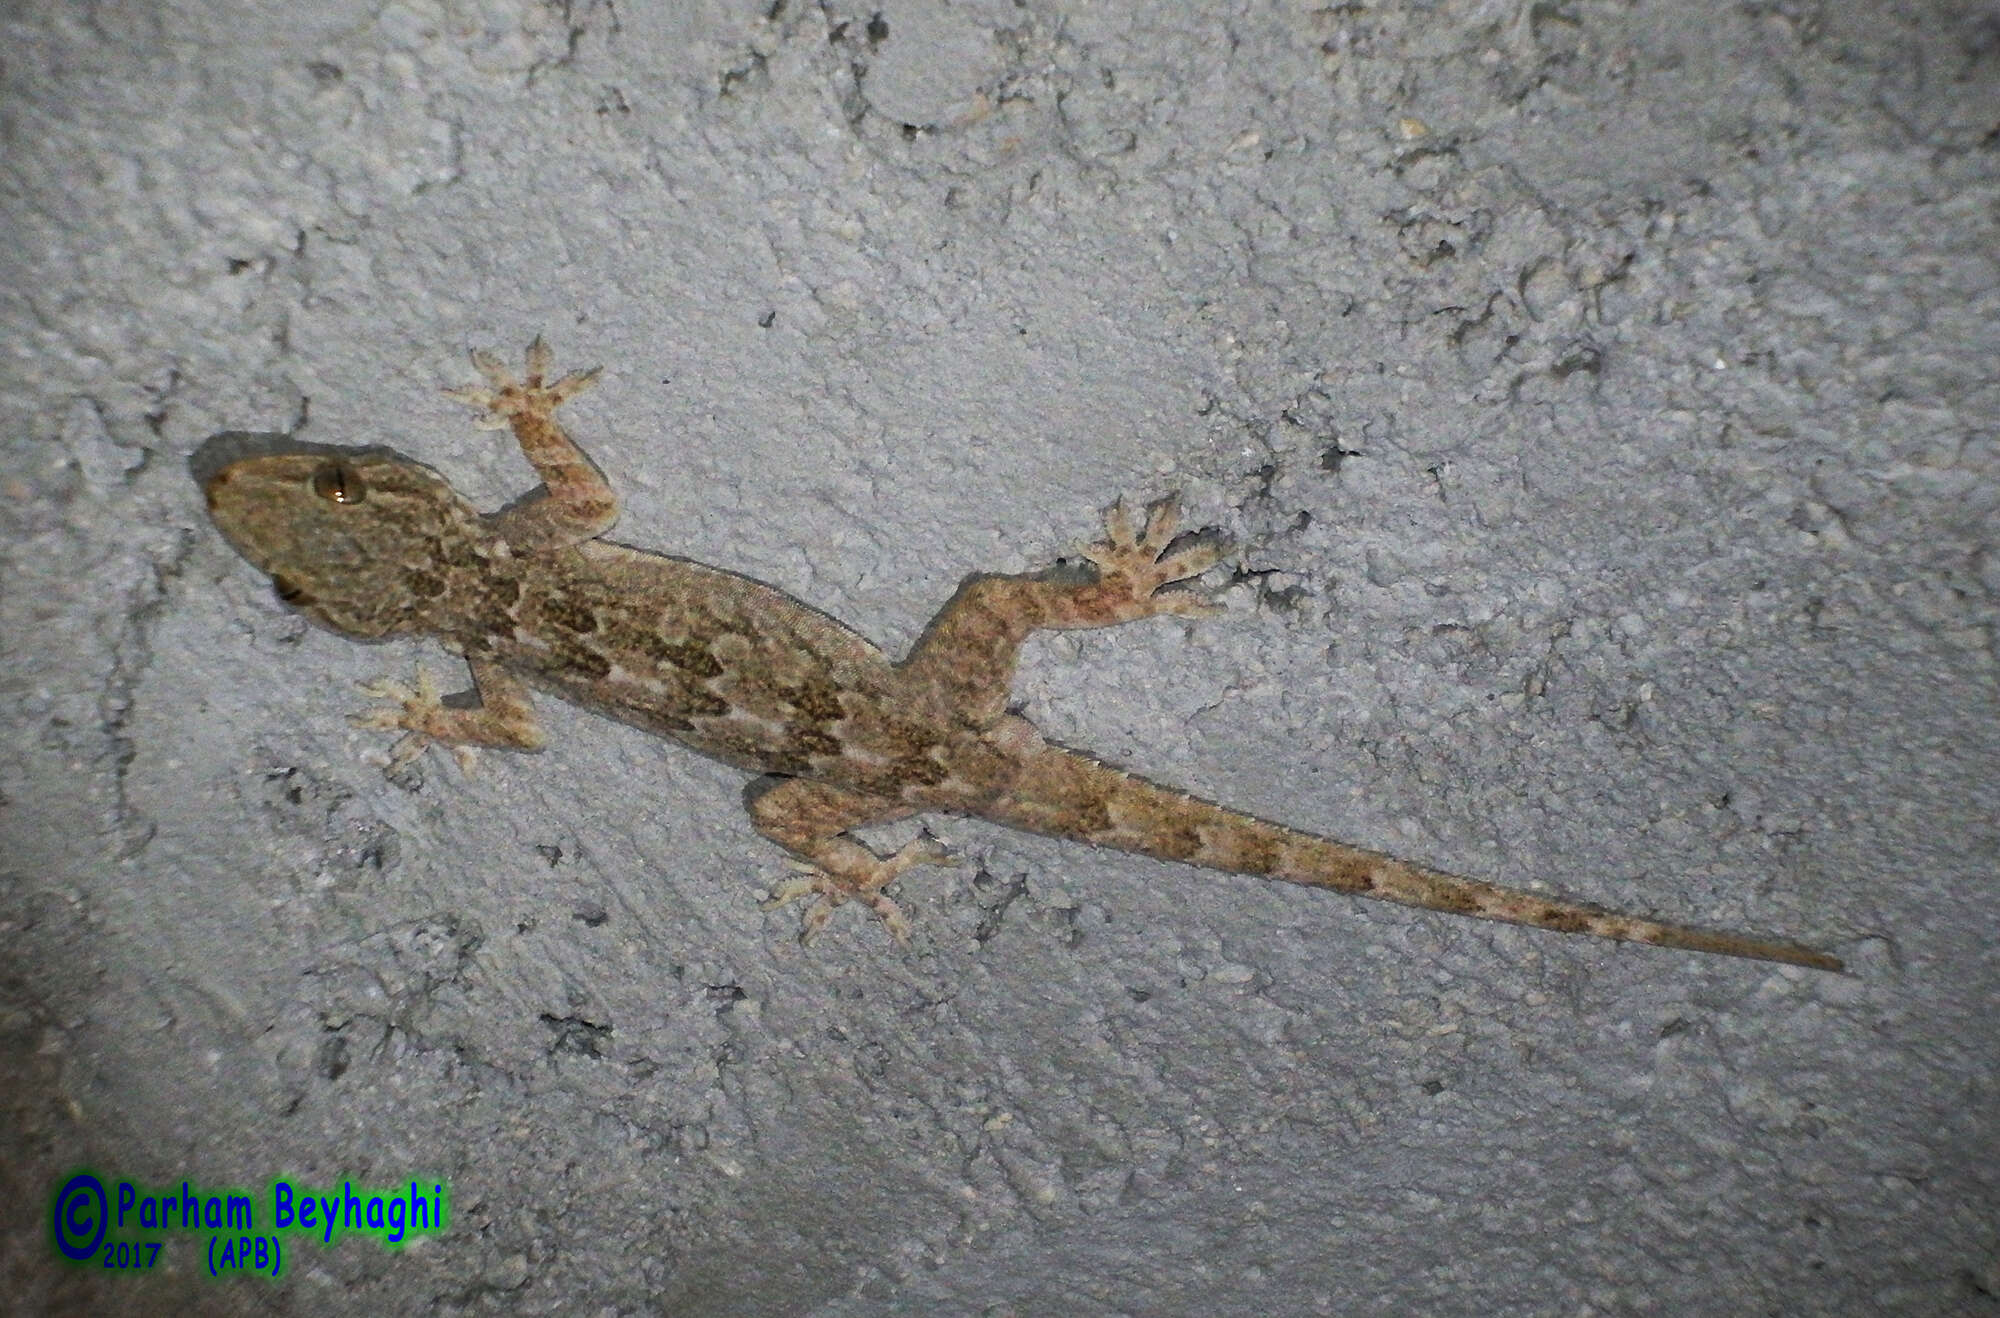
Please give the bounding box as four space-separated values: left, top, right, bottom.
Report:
443 337 618 549
352 659 546 773
748 778 951 942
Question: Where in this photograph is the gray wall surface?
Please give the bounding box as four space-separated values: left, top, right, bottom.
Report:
3 1 1995 1314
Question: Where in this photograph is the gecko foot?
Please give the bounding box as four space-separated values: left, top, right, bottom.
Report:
351 665 479 773
1078 494 1226 621
762 835 954 944
442 336 601 431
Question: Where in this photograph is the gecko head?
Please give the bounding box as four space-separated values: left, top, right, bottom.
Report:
203 446 489 639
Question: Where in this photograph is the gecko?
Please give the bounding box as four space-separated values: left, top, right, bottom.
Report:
201 338 1842 972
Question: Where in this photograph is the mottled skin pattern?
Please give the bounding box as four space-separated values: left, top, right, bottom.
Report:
203 339 1843 970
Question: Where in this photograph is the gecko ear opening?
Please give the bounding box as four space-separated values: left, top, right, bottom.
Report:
309 460 367 505
272 574 312 606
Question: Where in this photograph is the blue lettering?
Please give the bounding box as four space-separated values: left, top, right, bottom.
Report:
274 1183 293 1229
386 1196 406 1243
319 1195 339 1244
116 1180 134 1228
409 1182 435 1230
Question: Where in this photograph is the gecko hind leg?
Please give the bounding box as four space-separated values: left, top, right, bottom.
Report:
898 494 1227 724
747 778 952 943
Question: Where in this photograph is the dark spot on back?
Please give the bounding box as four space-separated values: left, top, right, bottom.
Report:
560 644 612 681
684 689 730 719
1232 831 1281 874
654 637 724 678
1149 820 1201 861
785 678 845 724
1068 794 1114 837
542 595 598 635
789 728 842 760
439 540 483 572
881 719 939 757
893 755 949 787
1427 885 1482 915
1538 907 1590 933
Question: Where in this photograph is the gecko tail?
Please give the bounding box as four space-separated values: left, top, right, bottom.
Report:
981 744 1843 972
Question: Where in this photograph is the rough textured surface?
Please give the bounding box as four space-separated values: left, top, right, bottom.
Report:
2 1 1995 1314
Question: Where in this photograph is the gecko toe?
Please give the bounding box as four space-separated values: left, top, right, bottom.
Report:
468 348 515 388
524 335 554 382
380 730 434 774
1138 494 1182 552
549 366 602 403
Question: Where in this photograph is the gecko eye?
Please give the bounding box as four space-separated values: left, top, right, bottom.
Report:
272 574 311 605
309 460 366 504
